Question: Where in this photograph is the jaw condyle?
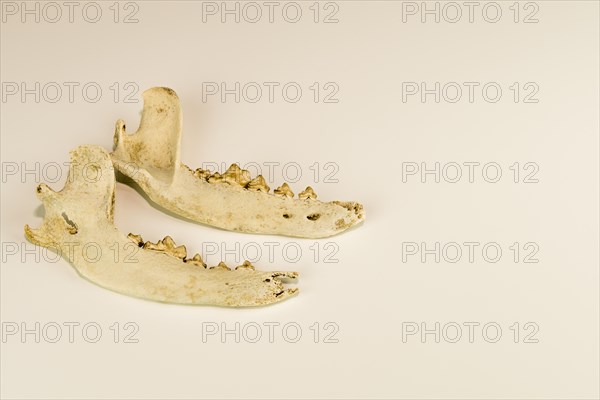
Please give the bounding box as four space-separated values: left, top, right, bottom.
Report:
111 87 365 238
24 145 298 307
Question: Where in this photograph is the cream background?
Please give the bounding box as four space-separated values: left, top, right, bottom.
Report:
1 1 598 399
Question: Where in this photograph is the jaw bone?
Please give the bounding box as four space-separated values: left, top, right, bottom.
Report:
111 87 365 239
24 145 298 307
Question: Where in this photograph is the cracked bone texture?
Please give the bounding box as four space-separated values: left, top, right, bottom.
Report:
111 87 365 238
24 145 298 307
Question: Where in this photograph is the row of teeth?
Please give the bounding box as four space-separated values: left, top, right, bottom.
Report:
193 163 318 200
127 233 255 271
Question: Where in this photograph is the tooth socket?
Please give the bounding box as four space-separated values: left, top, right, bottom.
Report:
274 183 294 198
246 175 270 193
298 186 317 200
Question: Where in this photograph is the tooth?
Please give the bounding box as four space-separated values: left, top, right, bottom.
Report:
246 175 270 193
162 235 175 247
274 183 294 198
127 233 144 246
208 172 223 183
195 168 211 180
173 245 187 259
239 170 252 184
211 261 231 271
141 236 187 259
186 253 207 268
236 260 255 270
222 163 251 186
298 186 317 200
163 236 187 259
143 240 161 251
227 163 241 173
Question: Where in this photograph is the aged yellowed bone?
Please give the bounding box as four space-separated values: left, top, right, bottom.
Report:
111 87 365 238
24 145 298 307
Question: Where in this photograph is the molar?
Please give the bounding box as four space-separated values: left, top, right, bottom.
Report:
222 163 251 186
235 260 255 270
298 186 317 200
211 261 231 271
186 253 207 268
246 175 270 193
274 183 294 198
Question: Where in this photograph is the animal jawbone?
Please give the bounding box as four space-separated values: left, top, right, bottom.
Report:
111 87 365 238
24 145 298 307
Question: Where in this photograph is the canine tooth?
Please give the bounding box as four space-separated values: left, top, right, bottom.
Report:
236 260 255 270
25 145 298 307
274 183 294 198
246 175 270 192
298 186 317 200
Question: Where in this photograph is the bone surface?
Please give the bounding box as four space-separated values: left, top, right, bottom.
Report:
111 87 365 238
24 145 298 307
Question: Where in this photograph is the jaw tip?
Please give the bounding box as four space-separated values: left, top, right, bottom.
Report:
275 287 299 302
333 200 365 218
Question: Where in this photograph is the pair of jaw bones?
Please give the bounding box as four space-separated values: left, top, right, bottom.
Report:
25 87 365 307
